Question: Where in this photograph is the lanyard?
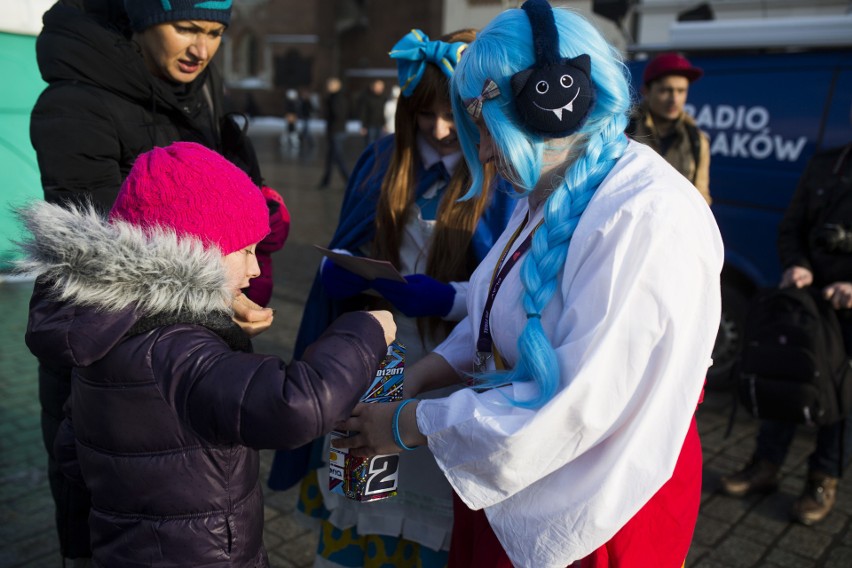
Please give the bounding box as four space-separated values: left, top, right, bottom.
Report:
474 213 542 373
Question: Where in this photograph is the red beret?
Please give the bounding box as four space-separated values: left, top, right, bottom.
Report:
643 52 703 85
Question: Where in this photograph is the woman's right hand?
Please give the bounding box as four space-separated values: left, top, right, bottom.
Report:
333 399 426 457
367 309 397 346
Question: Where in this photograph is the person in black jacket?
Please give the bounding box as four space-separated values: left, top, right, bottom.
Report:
32 0 244 209
19 142 397 568
358 78 388 147
28 0 283 562
721 138 852 526
318 77 350 188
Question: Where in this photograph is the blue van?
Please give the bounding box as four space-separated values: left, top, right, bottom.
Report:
627 49 852 386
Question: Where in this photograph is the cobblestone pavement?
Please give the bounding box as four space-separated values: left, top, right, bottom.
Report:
1 132 850 567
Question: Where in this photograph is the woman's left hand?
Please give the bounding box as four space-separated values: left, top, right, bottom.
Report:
333 400 426 457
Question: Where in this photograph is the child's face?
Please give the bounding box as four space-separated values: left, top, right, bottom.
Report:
416 100 459 156
222 244 261 297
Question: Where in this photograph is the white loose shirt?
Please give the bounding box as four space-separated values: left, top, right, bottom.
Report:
419 142 724 567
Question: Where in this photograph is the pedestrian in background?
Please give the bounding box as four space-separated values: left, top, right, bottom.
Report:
282 88 300 151
28 0 285 562
19 141 396 568
721 123 852 525
333 2 723 566
318 77 350 188
628 52 712 205
298 86 316 150
359 78 388 147
268 27 515 568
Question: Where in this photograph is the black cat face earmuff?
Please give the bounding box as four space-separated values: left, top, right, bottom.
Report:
512 0 594 137
465 0 595 138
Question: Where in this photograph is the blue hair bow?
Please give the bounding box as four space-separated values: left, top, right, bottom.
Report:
389 29 468 97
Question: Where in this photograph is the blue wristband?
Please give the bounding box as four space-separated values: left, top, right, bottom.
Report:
392 398 420 451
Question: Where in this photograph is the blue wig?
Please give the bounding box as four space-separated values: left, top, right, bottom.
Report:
451 6 631 408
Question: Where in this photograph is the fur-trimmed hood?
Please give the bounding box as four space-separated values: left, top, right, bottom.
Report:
17 201 234 317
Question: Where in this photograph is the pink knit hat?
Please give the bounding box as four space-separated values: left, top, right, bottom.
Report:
110 142 269 255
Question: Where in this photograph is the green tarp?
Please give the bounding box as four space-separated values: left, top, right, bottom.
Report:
0 32 45 271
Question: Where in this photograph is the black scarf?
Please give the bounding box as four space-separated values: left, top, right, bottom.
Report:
154 70 218 148
128 310 252 352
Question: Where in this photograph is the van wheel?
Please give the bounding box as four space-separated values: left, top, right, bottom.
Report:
707 284 749 390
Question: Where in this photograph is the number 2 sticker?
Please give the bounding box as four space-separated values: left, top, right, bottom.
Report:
363 454 400 496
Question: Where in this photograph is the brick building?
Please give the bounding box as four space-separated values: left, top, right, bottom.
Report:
218 1 624 118
222 0 449 117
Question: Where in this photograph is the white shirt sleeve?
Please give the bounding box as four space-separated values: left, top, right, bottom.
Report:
443 281 469 322
432 313 474 375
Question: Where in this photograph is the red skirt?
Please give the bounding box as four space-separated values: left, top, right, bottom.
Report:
448 416 702 568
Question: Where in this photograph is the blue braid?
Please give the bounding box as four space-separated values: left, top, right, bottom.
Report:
452 6 630 408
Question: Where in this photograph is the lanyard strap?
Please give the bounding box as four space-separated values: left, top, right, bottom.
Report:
475 214 541 370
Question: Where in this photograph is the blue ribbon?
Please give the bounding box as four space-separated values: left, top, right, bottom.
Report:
389 29 467 97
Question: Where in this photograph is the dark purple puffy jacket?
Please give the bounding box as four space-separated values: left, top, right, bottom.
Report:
28 291 386 567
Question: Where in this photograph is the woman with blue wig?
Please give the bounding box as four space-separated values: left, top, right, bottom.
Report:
268 27 515 567
333 2 724 566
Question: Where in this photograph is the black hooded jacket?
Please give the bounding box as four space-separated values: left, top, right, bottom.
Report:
27 3 279 560
30 0 246 211
777 143 852 289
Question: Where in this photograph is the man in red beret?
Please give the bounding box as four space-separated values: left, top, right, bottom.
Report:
628 52 712 205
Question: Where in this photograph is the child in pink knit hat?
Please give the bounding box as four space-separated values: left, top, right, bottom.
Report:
19 141 396 568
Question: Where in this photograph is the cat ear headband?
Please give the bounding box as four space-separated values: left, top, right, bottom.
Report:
464 0 595 138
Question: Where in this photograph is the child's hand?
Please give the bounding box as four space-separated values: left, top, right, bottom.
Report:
366 309 396 346
232 293 274 337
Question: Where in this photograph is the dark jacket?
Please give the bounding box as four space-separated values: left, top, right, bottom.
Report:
358 89 387 131
325 90 348 135
29 5 285 557
778 143 852 289
29 0 246 210
29 0 285 305
628 101 712 205
20 203 388 567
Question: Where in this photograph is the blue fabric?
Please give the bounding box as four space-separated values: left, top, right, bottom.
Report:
373 274 456 318
390 29 468 97
415 162 449 220
124 0 232 31
267 134 516 491
320 257 370 300
522 0 560 66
